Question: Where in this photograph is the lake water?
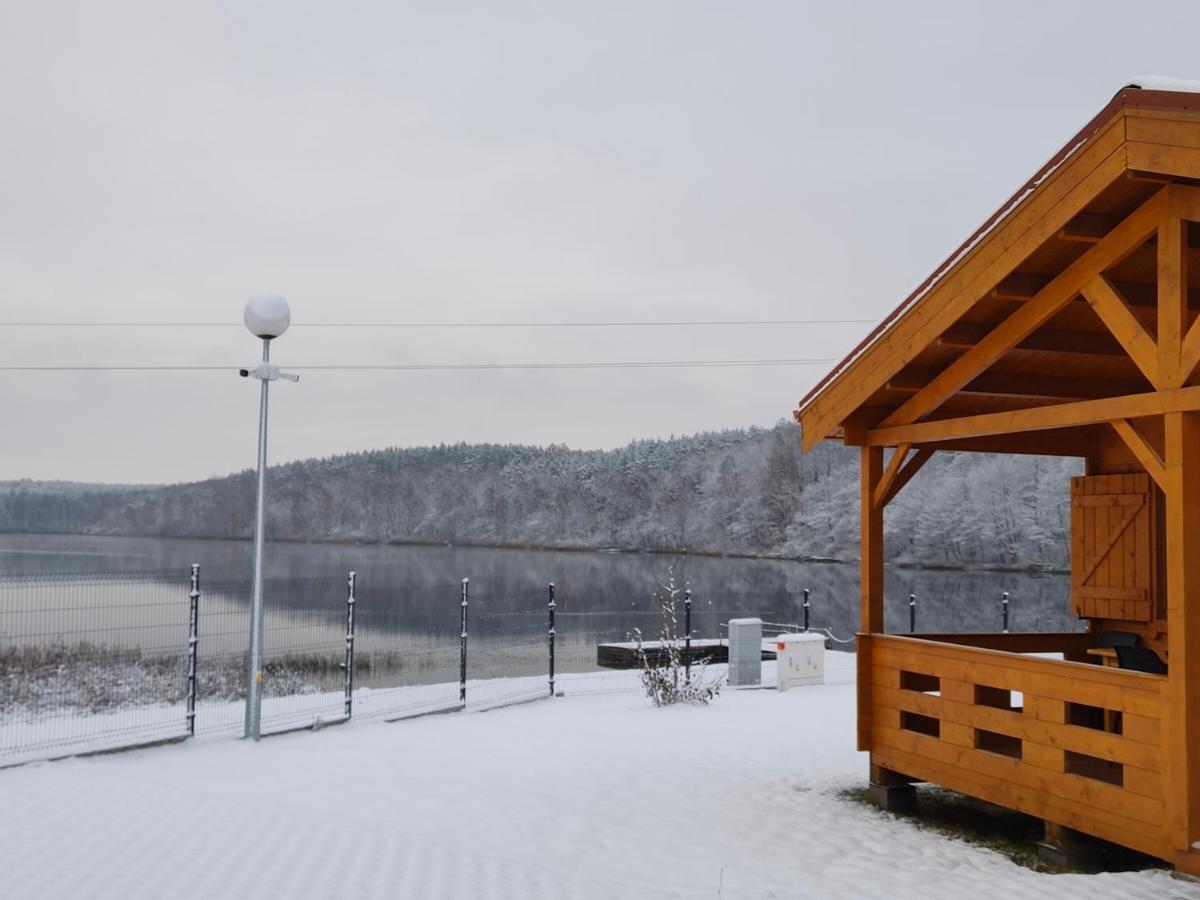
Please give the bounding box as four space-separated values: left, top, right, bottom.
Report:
0 533 1080 650
0 531 1085 743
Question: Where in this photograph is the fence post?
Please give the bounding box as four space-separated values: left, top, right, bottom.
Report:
459 578 469 704
548 582 556 697
802 588 810 633
343 571 357 719
1001 591 1010 633
186 563 200 737
909 593 916 634
684 588 693 681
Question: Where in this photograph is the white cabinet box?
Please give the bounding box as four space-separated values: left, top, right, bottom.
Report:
775 633 825 690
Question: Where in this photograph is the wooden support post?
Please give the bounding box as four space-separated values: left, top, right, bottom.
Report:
1159 216 1187 388
860 447 884 770
856 634 872 752
1165 411 1200 859
861 446 884 634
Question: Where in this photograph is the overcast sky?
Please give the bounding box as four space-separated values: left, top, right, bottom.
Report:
2 1 1198 484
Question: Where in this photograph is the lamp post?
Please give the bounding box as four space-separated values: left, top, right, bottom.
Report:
240 293 298 740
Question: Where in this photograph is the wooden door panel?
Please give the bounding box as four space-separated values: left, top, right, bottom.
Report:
1071 474 1155 622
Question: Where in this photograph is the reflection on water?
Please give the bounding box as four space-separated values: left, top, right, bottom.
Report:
0 533 1080 650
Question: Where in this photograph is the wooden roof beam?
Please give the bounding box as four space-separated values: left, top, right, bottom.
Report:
990 273 1050 300
876 187 1171 431
887 367 1147 401
840 406 894 445
1111 419 1167 489
937 322 1128 357
990 279 1197 312
1100 279 1200 310
865 384 1200 447
1127 170 1173 185
872 443 911 507
876 446 935 507
1080 276 1161 385
1057 215 1200 250
921 429 1102 457
1058 212 1121 244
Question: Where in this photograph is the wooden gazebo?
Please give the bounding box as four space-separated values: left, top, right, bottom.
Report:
795 82 1200 872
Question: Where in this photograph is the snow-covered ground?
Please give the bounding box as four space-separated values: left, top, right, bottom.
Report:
0 666 641 767
2 655 1196 899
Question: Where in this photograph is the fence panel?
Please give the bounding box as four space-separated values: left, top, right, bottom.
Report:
0 573 191 767
191 577 250 736
465 583 553 710
350 583 463 721
186 576 350 737
551 584 668 696
258 577 350 734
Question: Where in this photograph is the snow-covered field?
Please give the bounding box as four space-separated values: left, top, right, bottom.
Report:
2 655 1196 899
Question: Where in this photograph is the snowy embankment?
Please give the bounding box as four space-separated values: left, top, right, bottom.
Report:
2 656 1194 900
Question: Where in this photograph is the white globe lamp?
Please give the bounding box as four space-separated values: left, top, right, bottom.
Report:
243 293 291 340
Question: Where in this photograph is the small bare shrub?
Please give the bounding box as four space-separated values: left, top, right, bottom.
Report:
632 569 722 706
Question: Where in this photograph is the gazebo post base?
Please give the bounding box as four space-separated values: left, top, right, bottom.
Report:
868 765 917 814
1036 823 1106 871
1173 850 1200 880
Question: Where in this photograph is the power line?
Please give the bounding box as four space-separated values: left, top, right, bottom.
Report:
299 359 838 370
0 319 873 329
0 358 836 372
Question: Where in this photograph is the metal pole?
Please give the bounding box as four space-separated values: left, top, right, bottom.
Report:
245 337 270 741
459 578 469 704
343 571 357 719
1002 591 1010 634
803 588 810 633
186 563 200 737
909 593 916 634
548 583 556 697
684 588 693 681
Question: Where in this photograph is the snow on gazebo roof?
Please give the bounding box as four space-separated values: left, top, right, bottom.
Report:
1125 75 1200 93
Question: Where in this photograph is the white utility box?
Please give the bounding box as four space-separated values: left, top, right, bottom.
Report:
727 618 763 686
775 632 825 690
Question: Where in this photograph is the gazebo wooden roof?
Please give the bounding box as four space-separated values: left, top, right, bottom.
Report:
794 82 1200 872
796 81 1200 462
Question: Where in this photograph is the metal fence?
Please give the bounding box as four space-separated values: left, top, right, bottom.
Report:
0 568 700 767
0 572 193 766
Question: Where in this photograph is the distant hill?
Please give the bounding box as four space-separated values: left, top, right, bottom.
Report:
0 421 1079 569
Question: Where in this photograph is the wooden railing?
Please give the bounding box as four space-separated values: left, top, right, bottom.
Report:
912 631 1096 661
860 634 1169 859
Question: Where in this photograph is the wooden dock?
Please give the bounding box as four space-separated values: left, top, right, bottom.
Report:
596 638 777 670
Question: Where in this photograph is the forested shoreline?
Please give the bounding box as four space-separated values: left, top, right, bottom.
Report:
0 421 1078 569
